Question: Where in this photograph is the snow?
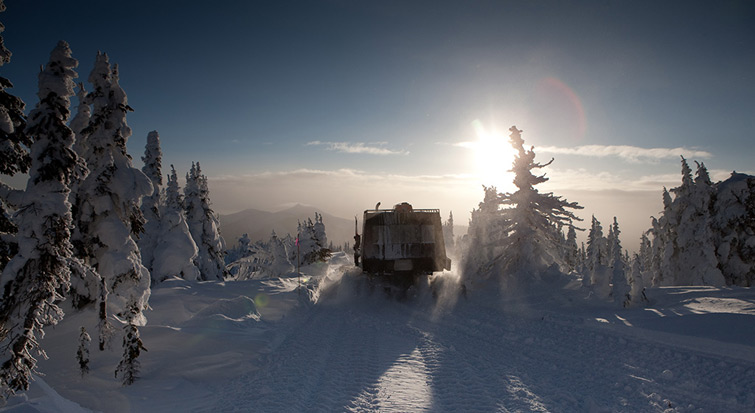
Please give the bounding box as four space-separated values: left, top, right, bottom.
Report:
4 252 755 412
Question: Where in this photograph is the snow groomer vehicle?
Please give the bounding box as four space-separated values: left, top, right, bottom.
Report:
357 202 451 288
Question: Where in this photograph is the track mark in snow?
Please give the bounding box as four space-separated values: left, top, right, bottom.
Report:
210 282 755 412
355 348 433 412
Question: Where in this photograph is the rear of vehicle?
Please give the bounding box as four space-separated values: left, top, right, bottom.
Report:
360 204 451 285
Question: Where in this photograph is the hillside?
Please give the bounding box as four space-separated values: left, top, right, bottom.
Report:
219 204 355 249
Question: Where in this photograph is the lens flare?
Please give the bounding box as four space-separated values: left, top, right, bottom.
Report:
537 77 587 141
254 293 269 308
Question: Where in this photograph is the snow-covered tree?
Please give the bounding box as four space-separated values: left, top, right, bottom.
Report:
268 231 295 277
0 3 28 179
583 216 599 283
712 172 755 286
668 158 724 286
68 82 91 198
0 2 30 273
656 188 676 286
443 211 455 252
138 131 162 277
289 214 330 267
463 126 582 285
114 304 146 385
608 217 630 305
314 212 327 248
226 233 252 264
638 234 652 276
0 1 9 66
184 162 227 280
647 158 727 286
76 327 91 377
463 185 507 278
74 53 152 384
628 254 648 306
675 161 725 285
151 165 200 283
564 225 579 273
0 41 88 397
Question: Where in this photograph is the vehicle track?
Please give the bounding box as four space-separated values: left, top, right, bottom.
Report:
212 280 755 412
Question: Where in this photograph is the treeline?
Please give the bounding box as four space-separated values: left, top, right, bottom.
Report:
460 126 755 306
226 213 331 280
0 7 226 397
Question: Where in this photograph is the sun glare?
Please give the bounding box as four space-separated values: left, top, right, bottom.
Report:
471 120 516 192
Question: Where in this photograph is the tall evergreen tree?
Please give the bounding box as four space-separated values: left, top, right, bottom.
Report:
649 158 725 286
564 225 579 273
443 211 455 252
628 254 649 305
609 217 630 304
0 41 87 397
151 165 199 283
184 162 226 280
463 126 582 285
583 216 609 295
69 82 90 159
0 1 30 272
673 161 725 285
712 172 755 286
138 131 162 277
463 185 507 279
656 188 677 286
75 54 152 385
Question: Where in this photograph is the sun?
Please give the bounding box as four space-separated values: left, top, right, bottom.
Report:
470 120 517 192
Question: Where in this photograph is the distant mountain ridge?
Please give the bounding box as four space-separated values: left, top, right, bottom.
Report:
219 204 356 249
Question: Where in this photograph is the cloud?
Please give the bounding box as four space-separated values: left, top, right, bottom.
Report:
539 167 702 193
447 140 714 163
451 141 477 149
535 145 713 163
307 141 409 156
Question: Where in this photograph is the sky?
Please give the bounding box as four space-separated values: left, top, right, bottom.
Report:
2 0 754 250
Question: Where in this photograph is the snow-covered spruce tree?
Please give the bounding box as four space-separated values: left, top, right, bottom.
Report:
69 82 90 157
0 41 88 397
0 2 31 273
289 215 330 267
647 158 726 286
313 212 327 250
0 0 9 66
712 172 755 286
67 83 91 206
564 225 579 273
75 54 152 384
463 185 508 278
628 254 649 305
443 211 455 252
151 165 199 283
184 162 227 280
608 217 630 305
638 233 652 283
114 302 146 385
138 131 163 277
582 215 609 296
266 231 294 277
76 327 91 377
463 126 582 286
650 188 677 286
226 233 252 264
671 157 725 286
68 83 94 293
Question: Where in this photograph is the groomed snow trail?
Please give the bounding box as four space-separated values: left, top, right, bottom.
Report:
211 273 755 412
